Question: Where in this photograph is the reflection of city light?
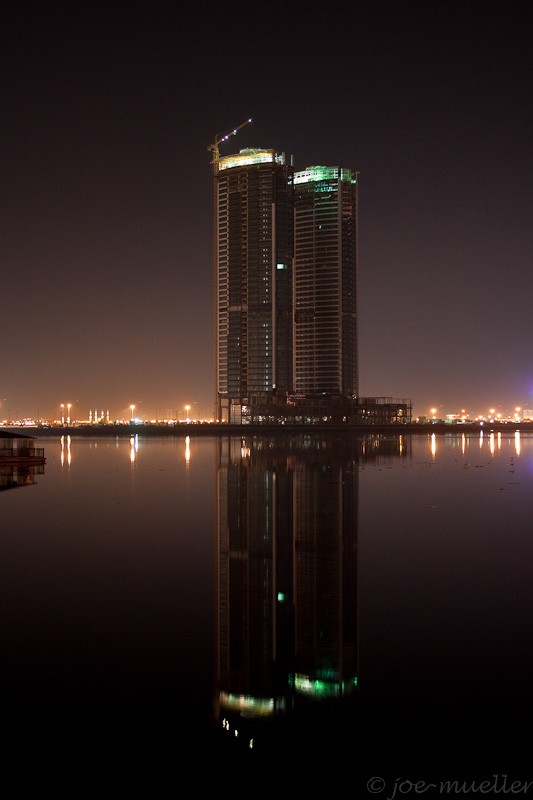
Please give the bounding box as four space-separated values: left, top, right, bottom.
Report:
431 433 436 457
185 435 190 464
60 434 71 466
515 431 521 456
490 433 495 455
130 434 138 463
462 433 466 455
220 716 254 750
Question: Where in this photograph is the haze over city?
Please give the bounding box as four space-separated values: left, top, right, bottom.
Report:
2 0 532 422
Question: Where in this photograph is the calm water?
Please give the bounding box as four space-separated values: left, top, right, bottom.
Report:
1 431 532 780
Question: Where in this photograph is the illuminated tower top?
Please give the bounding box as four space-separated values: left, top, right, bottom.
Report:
293 165 357 185
218 148 286 172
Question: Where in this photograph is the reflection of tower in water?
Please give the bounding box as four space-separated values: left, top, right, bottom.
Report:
292 443 358 708
214 435 371 752
214 436 293 744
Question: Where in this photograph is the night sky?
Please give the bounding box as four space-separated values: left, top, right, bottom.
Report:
2 0 532 422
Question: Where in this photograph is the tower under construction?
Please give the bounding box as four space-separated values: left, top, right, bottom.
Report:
210 127 410 425
213 145 293 423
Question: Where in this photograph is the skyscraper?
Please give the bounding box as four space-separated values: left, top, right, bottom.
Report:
213 148 293 423
293 166 358 399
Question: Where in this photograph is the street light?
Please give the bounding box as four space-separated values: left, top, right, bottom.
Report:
67 403 71 425
185 405 190 423
130 405 135 422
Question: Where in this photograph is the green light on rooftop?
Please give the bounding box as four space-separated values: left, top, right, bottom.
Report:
294 166 356 185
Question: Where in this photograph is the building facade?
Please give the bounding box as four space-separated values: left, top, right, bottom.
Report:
211 143 403 424
293 166 358 399
213 148 293 423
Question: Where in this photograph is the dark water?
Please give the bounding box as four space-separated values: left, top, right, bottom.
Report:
1 431 532 783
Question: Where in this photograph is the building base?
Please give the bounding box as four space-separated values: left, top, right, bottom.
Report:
216 395 412 425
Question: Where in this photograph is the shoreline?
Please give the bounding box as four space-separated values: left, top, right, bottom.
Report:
5 421 532 438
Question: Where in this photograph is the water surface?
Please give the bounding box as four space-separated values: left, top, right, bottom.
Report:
1 430 531 779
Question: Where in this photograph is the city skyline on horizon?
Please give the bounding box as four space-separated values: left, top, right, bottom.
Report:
2 2 532 423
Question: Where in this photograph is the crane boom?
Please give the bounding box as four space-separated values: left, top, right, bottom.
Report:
208 118 252 172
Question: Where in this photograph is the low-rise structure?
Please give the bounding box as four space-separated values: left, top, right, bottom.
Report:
0 430 46 464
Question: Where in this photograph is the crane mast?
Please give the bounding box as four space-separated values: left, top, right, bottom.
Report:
208 118 252 173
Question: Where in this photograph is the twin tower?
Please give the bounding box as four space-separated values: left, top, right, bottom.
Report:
213 146 358 424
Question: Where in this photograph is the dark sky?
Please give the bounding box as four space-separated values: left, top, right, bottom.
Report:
2 0 532 421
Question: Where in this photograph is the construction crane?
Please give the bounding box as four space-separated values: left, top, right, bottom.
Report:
208 118 252 172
